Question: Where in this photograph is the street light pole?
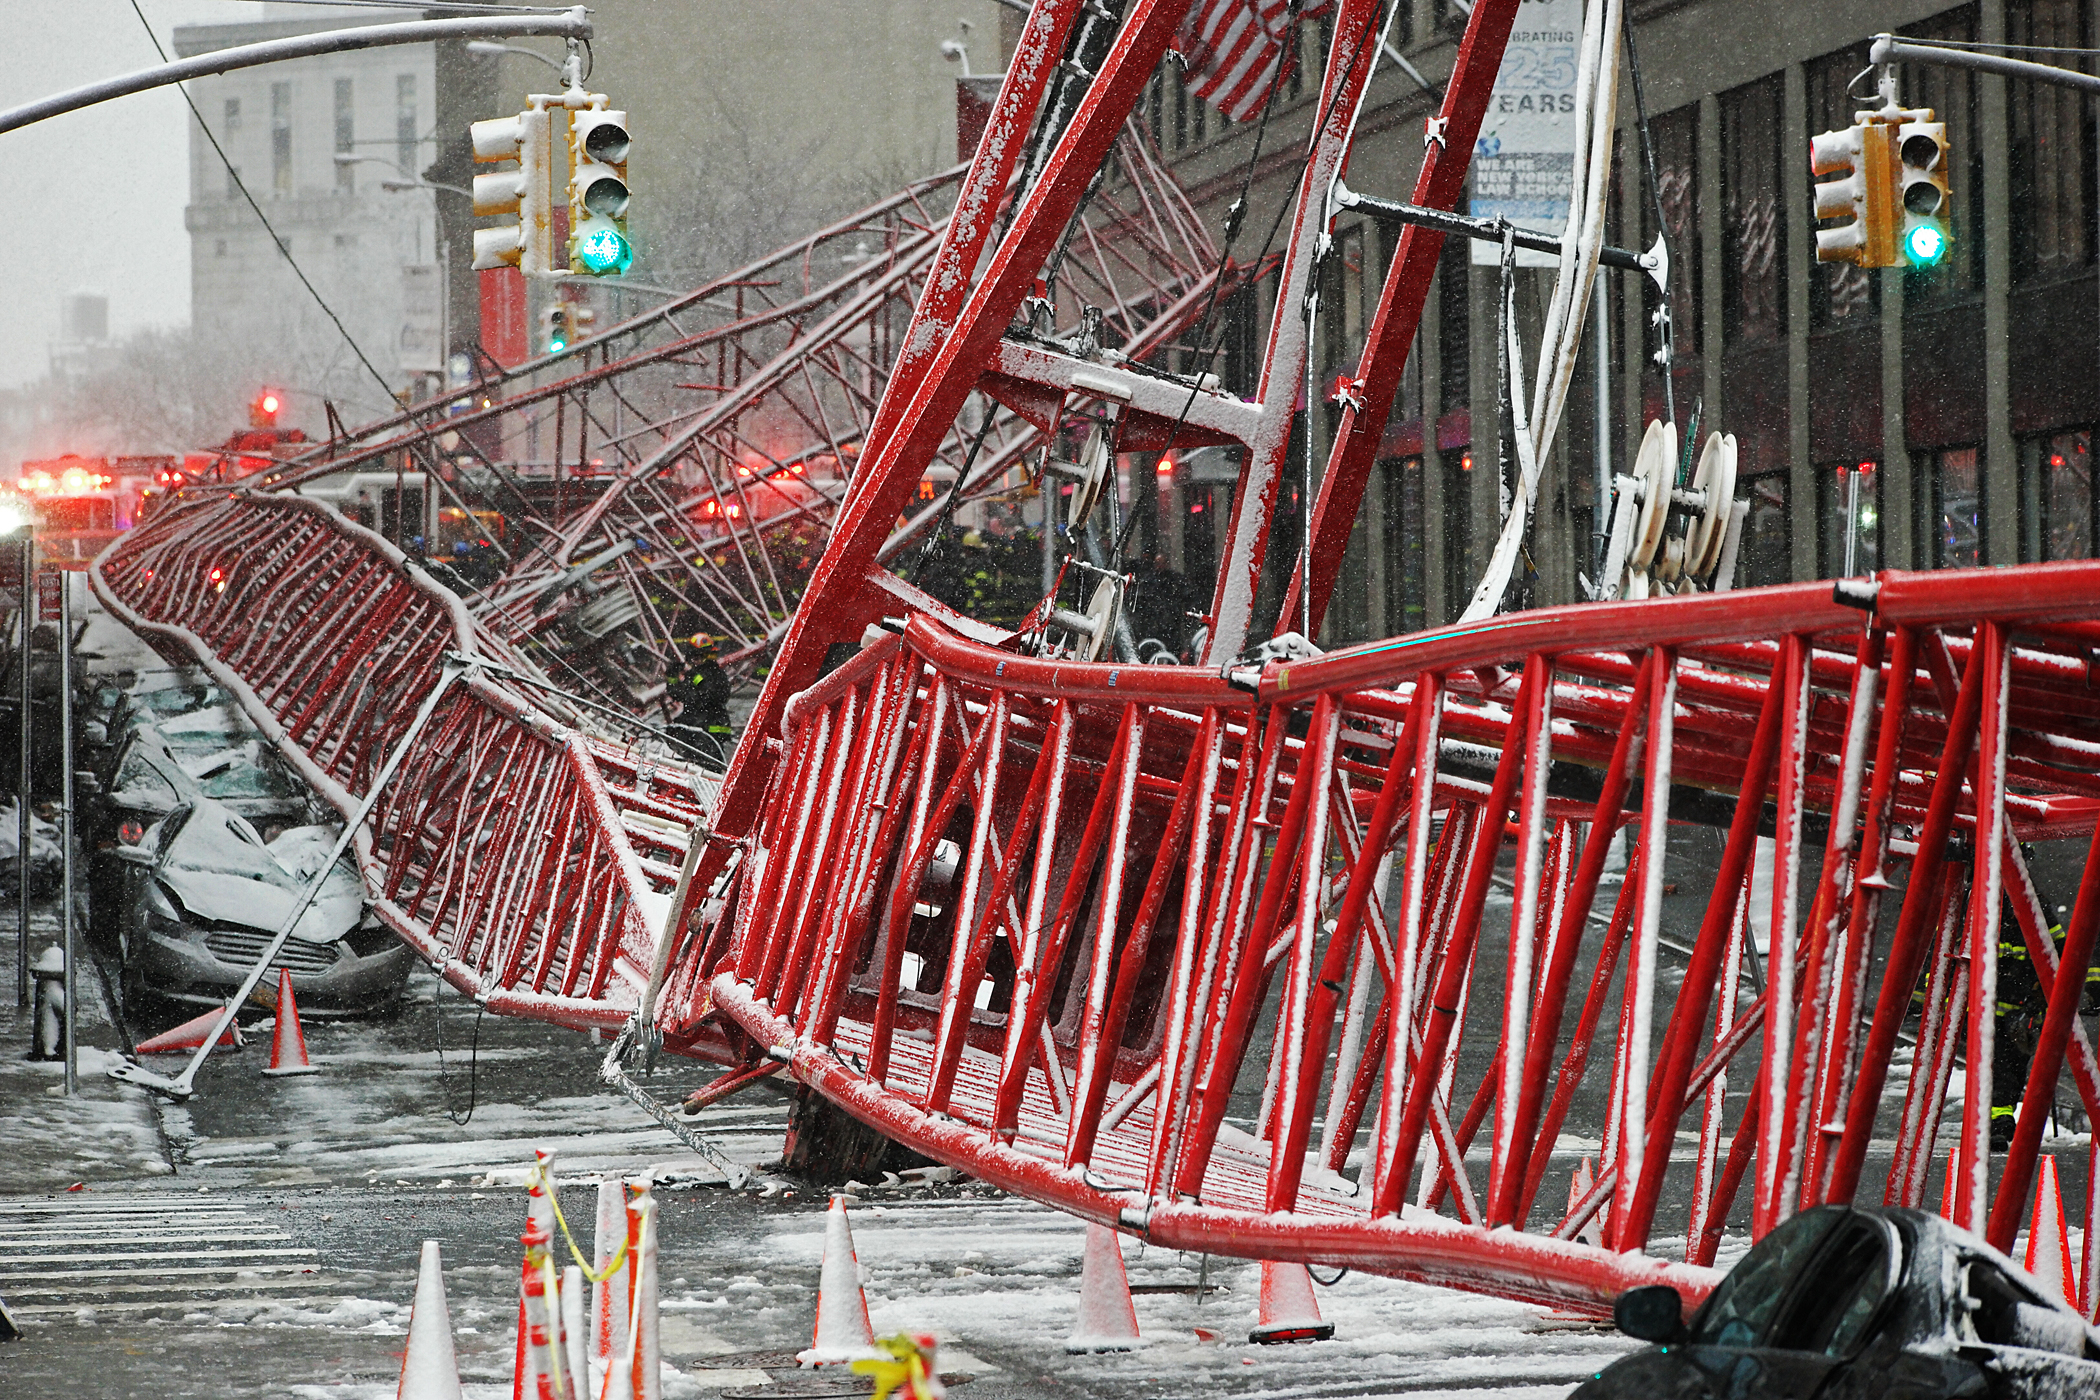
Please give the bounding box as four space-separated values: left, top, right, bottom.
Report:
58 571 73 1095
14 520 29 1010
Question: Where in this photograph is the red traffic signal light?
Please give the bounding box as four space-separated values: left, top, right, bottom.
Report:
251 389 283 428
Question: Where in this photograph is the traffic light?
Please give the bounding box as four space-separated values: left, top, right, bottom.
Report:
1897 118 1951 267
1809 122 1897 268
542 305 571 354
567 106 632 276
470 106 554 275
250 388 282 428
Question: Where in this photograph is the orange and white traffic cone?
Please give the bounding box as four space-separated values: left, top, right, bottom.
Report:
397 1240 463 1400
134 1006 242 1054
260 968 317 1076
1569 1157 1604 1249
2026 1154 2078 1311
1065 1222 1144 1353
591 1177 632 1387
798 1194 878 1367
1248 1261 1334 1344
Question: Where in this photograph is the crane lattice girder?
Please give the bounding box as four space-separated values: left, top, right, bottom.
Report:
87 0 2100 1323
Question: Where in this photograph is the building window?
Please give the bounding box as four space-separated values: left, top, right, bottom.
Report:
395 75 418 179
1382 456 1427 635
1321 223 1366 377
2019 428 2094 561
1721 75 1786 342
1930 446 1983 567
1442 449 1474 617
1644 105 1700 370
2010 0 2091 281
1741 470 1791 586
271 81 293 197
334 79 355 191
1818 460 1880 576
1807 45 1877 325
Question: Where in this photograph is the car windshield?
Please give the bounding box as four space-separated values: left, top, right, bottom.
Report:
199 761 302 800
1689 1207 1897 1355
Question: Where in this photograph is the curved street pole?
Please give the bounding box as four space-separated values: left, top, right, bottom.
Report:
0 7 591 137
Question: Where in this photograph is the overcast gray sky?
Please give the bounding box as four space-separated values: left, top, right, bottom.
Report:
1 1 274 391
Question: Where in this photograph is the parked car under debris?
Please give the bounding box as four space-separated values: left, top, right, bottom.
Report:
108 748 409 1022
1579 1204 2100 1398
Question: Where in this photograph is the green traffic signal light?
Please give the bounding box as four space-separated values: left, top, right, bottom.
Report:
1904 221 1948 267
576 226 631 275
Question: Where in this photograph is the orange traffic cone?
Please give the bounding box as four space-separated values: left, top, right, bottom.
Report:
1065 1222 1144 1353
1569 1157 1603 1248
797 1195 878 1367
397 1240 463 1400
1248 1260 1334 1344
261 968 317 1076
2026 1154 2078 1311
134 1007 242 1054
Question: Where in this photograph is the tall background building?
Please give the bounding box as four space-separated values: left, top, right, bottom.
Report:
175 5 441 425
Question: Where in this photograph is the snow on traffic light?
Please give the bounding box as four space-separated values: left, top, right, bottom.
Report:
470 107 555 274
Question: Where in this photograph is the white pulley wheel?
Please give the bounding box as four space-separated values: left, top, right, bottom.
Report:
1695 434 1738 577
1684 431 1724 571
1065 423 1114 529
1657 532 1687 585
1081 576 1119 662
1628 418 1675 571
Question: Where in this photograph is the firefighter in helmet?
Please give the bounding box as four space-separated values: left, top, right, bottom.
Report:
664 634 734 762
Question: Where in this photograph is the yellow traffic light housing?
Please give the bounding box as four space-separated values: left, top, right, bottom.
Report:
1897 120 1952 267
469 107 555 275
1810 101 1951 271
568 106 632 276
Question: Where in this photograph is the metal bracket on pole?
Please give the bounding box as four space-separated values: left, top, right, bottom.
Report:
1868 33 2100 96
107 655 474 1099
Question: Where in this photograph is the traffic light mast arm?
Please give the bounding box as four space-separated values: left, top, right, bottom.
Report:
1870 32 2100 96
0 8 591 137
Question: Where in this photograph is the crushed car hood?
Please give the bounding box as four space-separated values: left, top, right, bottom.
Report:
157 807 364 943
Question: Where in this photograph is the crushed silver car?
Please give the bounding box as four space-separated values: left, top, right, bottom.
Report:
110 749 409 1021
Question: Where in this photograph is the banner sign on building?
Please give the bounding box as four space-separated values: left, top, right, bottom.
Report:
1470 0 1582 266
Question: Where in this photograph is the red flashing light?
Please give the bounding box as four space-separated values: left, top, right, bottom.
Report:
2052 454 2068 468
1156 456 1176 476
260 393 280 415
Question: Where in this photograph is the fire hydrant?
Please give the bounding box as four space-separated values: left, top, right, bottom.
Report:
29 945 65 1062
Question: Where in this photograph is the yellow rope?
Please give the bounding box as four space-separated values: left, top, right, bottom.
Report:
530 1162 633 1285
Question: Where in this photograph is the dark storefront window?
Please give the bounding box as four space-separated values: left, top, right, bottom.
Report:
1383 456 1427 635
1443 448 1474 616
2010 0 2092 282
1741 471 1792 587
1721 75 1786 342
1437 235 1470 415
1807 45 1879 325
2019 429 2094 561
1931 446 1984 566
1818 460 1880 576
